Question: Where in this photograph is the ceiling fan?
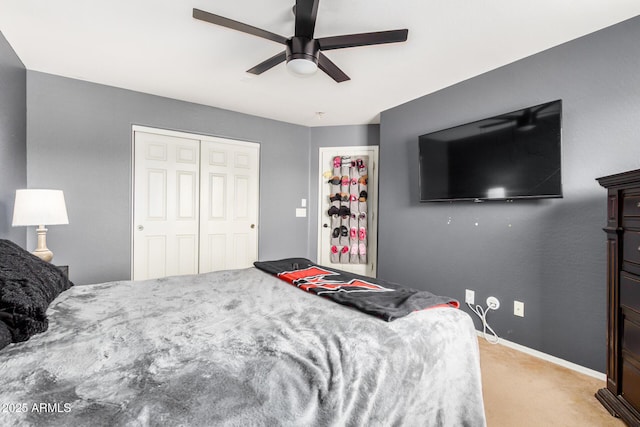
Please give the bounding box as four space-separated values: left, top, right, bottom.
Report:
480 103 555 132
192 0 409 83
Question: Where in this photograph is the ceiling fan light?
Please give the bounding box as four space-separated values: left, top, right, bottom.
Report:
516 124 536 132
287 58 318 76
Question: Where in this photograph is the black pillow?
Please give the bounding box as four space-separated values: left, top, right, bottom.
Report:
0 239 74 351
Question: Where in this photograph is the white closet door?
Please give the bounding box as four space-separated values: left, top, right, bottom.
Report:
133 131 200 280
199 138 259 272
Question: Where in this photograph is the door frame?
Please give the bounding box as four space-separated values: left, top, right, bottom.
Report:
317 146 379 277
130 125 261 279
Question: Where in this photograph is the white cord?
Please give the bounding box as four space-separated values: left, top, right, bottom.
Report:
467 302 500 344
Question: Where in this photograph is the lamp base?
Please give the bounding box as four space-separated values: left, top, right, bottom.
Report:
33 225 54 263
32 248 54 263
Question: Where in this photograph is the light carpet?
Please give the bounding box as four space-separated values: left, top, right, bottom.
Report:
479 338 624 426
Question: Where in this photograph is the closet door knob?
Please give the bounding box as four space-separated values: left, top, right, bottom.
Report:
323 224 328 228
137 225 144 231
250 224 255 229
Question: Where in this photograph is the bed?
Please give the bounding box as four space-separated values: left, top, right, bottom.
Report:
0 241 486 426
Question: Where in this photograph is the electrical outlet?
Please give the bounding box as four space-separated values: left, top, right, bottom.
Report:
465 289 475 305
514 301 525 317
486 296 500 310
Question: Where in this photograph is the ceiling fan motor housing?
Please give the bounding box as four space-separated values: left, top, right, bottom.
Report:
286 37 320 65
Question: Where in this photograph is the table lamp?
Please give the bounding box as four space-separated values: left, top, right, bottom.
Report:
12 189 69 262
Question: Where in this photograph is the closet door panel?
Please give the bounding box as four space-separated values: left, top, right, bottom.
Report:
133 132 200 280
176 235 198 275
145 235 167 279
234 175 250 219
205 234 227 272
208 174 227 220
200 139 259 273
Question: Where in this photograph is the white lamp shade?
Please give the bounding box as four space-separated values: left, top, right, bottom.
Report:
12 189 69 226
286 58 318 75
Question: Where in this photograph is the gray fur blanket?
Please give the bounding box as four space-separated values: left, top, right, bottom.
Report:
0 267 485 426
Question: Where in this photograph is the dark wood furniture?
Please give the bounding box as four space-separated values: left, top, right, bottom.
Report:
597 169 640 426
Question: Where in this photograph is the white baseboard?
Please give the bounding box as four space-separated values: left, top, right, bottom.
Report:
476 331 606 381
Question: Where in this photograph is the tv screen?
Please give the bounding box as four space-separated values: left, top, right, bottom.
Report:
418 100 562 202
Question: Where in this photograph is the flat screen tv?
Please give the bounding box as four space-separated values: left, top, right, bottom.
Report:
418 100 562 202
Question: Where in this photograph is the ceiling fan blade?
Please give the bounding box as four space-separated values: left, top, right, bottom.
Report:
193 8 288 45
479 119 514 129
318 53 350 83
531 103 555 116
317 29 408 51
294 0 319 38
246 51 287 75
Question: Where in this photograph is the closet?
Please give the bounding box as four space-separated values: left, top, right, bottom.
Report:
132 127 259 280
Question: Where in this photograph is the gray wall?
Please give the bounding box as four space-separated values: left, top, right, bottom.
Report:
308 125 379 261
12 15 640 372
0 31 26 246
23 71 381 285
26 72 310 285
379 15 640 372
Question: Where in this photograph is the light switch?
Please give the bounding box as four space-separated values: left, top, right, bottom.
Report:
301 198 307 207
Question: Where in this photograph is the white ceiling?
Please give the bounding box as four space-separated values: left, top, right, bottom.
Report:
1 1 639 127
